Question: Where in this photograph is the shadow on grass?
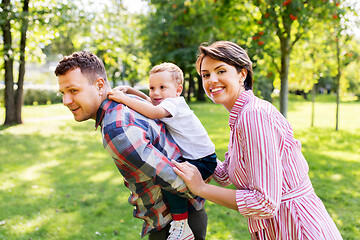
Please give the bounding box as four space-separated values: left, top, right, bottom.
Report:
0 123 17 131
0 122 142 240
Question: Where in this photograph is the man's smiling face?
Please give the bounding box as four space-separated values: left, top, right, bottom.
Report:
58 68 102 122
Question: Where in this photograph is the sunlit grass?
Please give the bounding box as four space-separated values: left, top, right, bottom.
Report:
0 95 359 239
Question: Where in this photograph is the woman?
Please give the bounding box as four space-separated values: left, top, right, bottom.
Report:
173 41 342 240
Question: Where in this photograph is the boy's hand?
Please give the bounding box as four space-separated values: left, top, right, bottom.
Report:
108 89 126 103
113 85 130 93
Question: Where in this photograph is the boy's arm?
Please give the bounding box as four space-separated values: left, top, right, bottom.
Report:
113 86 151 102
108 89 171 119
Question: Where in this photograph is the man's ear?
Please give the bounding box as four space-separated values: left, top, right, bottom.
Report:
95 77 106 96
95 77 105 90
176 84 183 97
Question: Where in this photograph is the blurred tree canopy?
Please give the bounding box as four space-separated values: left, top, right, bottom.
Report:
1 0 359 125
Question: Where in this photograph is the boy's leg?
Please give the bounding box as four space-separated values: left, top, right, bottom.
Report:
162 190 194 239
148 207 207 240
150 154 216 239
162 190 188 220
185 153 218 180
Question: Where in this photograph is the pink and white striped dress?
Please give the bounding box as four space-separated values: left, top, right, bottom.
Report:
213 90 342 240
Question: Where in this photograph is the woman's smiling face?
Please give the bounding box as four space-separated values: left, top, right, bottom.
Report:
200 56 246 112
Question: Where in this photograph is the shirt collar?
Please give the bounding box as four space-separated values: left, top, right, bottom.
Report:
95 98 112 130
229 90 254 129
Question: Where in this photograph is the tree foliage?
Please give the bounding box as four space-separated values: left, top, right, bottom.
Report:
246 0 346 117
142 0 223 101
1 0 149 125
1 0 359 126
0 0 80 125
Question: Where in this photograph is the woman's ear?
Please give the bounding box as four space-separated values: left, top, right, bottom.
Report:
239 69 248 85
241 69 248 80
176 84 183 97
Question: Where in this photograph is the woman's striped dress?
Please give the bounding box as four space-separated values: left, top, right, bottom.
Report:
214 90 343 240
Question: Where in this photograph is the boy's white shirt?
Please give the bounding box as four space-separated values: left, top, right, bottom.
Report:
159 96 215 160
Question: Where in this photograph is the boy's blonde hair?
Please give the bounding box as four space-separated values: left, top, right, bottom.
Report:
150 62 184 86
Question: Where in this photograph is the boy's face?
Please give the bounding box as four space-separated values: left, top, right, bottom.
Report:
58 68 104 122
148 71 183 106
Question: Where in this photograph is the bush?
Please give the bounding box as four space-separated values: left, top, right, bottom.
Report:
24 88 62 105
0 86 62 106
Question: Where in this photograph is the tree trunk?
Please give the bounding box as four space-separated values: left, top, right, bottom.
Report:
196 75 205 101
279 38 291 118
1 0 17 125
15 0 30 124
187 72 194 102
311 85 316 127
335 38 341 131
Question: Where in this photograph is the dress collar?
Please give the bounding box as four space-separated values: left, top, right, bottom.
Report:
95 98 112 130
229 90 254 129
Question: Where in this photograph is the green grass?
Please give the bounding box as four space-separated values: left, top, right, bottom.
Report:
0 94 359 239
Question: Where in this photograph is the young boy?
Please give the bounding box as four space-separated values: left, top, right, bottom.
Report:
108 63 217 240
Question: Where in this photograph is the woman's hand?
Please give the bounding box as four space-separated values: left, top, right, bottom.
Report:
173 160 238 210
172 161 207 196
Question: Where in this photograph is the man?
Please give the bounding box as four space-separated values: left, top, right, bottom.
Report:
55 51 207 239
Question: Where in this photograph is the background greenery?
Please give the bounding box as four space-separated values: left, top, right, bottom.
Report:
0 94 359 239
1 0 360 125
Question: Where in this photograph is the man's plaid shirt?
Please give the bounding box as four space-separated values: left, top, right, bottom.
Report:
95 98 204 237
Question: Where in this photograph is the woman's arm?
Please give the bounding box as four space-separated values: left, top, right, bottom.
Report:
108 89 170 119
173 161 238 211
235 109 283 218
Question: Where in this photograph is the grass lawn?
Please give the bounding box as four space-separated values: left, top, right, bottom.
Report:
0 94 359 239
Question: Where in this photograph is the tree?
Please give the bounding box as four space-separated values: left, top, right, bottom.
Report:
92 0 149 88
209 1 277 101
328 1 357 131
344 52 360 100
1 0 29 125
141 0 220 101
251 0 339 118
45 0 148 88
0 0 78 126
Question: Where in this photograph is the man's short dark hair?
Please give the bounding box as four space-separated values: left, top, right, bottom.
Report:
55 51 108 84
